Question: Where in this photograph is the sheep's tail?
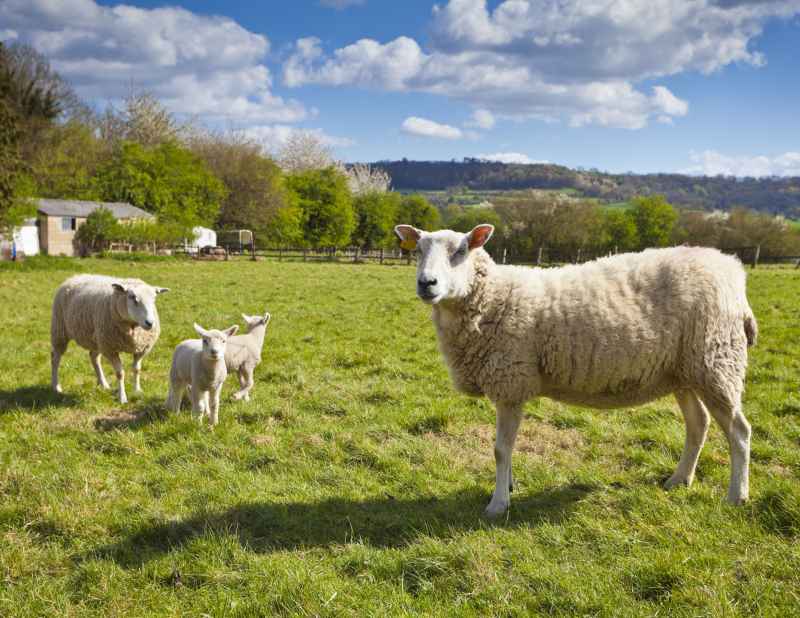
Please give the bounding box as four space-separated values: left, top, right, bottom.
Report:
744 313 758 348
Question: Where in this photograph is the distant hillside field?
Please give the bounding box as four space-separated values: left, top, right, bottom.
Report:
370 160 800 216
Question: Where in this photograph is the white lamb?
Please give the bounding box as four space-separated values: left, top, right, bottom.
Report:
395 224 758 517
51 274 169 403
225 311 271 401
166 323 238 426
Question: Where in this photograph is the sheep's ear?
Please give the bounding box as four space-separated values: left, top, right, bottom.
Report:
194 323 208 337
395 225 421 251
112 283 127 294
263 312 271 325
156 287 170 295
468 224 494 250
241 313 253 323
223 325 239 338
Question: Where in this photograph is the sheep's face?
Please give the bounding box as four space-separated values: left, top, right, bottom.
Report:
194 324 239 361
112 282 169 330
242 311 271 333
395 224 494 304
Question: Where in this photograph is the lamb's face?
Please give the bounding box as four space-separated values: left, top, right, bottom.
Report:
112 282 169 330
194 323 239 361
242 312 271 333
395 224 494 304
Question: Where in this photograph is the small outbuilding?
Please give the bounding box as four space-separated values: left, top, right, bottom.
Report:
37 199 154 256
0 217 40 259
190 226 217 252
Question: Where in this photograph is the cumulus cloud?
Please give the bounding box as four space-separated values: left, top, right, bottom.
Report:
284 0 799 128
241 124 355 151
401 116 463 139
319 0 366 9
465 108 495 129
477 152 548 164
684 150 800 177
1 0 308 124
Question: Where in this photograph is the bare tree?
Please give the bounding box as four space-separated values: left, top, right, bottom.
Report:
346 163 391 195
277 131 343 174
98 90 191 147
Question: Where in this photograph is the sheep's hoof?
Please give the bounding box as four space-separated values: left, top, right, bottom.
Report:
726 494 749 506
664 474 691 490
484 498 509 519
53 384 63 394
232 391 244 401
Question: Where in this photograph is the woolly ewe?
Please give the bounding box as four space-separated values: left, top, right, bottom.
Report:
225 311 271 401
51 274 169 403
166 323 238 426
395 224 757 517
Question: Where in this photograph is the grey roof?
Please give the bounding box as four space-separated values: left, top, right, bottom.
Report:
37 199 154 219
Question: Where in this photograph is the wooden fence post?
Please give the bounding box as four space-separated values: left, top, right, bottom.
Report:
380 248 384 265
753 245 760 268
502 248 507 264
537 246 544 266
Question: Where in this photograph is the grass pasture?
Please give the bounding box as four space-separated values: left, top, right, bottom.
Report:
1 257 799 616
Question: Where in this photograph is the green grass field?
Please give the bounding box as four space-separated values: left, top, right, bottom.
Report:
1 257 799 616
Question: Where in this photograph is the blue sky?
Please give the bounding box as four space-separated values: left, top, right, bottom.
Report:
2 0 799 175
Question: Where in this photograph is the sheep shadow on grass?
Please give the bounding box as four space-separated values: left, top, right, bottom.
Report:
0 384 79 413
93 396 170 431
88 482 595 568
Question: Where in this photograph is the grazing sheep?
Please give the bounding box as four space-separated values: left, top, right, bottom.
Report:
51 274 169 403
166 323 238 426
225 311 271 401
395 224 757 517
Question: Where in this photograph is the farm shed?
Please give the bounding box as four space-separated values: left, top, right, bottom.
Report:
191 226 217 251
37 199 153 256
0 218 39 259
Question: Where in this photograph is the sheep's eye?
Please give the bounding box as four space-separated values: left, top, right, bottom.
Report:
452 246 467 259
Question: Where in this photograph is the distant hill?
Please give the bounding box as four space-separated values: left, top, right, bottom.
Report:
369 159 800 216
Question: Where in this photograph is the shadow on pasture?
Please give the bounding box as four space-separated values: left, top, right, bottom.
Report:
87 482 595 568
0 384 79 412
93 396 170 431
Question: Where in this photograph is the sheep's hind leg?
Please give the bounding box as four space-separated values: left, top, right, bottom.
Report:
665 390 710 490
485 401 523 518
106 352 127 404
233 367 253 401
51 340 68 393
702 392 751 505
90 350 111 390
132 353 144 394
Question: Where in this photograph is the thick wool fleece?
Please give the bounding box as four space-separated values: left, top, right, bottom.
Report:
51 274 160 358
432 246 756 409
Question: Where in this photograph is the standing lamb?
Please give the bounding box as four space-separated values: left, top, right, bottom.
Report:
166 323 238 426
51 274 169 403
395 224 758 517
225 311 271 401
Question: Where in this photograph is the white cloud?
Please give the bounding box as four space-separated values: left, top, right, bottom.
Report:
241 125 355 152
1 0 308 124
0 29 18 41
284 0 799 129
683 150 800 177
477 152 548 164
465 108 495 129
401 116 463 139
319 0 366 9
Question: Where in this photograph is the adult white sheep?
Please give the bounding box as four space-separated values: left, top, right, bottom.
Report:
51 274 169 403
395 224 757 517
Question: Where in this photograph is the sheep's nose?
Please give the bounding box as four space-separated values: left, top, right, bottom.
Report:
418 277 437 289
143 320 154 330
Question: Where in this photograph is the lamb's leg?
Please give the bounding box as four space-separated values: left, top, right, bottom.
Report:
703 393 751 505
51 340 68 393
209 384 222 426
132 353 144 393
166 380 185 412
106 352 127 404
233 366 254 401
89 350 111 390
665 390 710 489
485 402 523 518
190 387 206 423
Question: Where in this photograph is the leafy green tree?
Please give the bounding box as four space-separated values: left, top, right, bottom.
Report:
286 168 355 248
601 208 639 252
352 191 400 250
74 207 117 254
0 96 29 231
95 140 226 228
447 206 503 235
628 195 677 249
395 194 440 231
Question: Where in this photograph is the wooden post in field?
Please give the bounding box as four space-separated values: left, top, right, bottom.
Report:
251 235 256 261
380 248 384 265
502 248 507 264
537 246 543 266
303 248 307 262
753 245 760 268
279 247 283 262
353 247 358 263
576 248 582 263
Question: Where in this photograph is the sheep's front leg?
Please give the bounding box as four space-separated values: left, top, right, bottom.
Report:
233 366 254 401
209 384 223 426
485 402 523 518
190 387 207 423
132 353 144 393
107 352 127 404
89 350 110 389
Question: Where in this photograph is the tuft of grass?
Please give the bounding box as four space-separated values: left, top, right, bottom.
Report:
0 258 799 616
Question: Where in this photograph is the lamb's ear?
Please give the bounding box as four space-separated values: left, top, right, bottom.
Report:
263 312 271 325
241 313 253 323
468 224 494 250
193 323 208 338
223 325 239 338
112 283 127 294
155 287 170 295
395 225 422 251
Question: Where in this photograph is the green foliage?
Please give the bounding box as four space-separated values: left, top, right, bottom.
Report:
446 206 503 234
0 96 25 231
74 206 117 254
287 167 355 248
601 208 639 252
352 191 401 249
396 194 441 231
629 195 677 250
95 140 226 228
